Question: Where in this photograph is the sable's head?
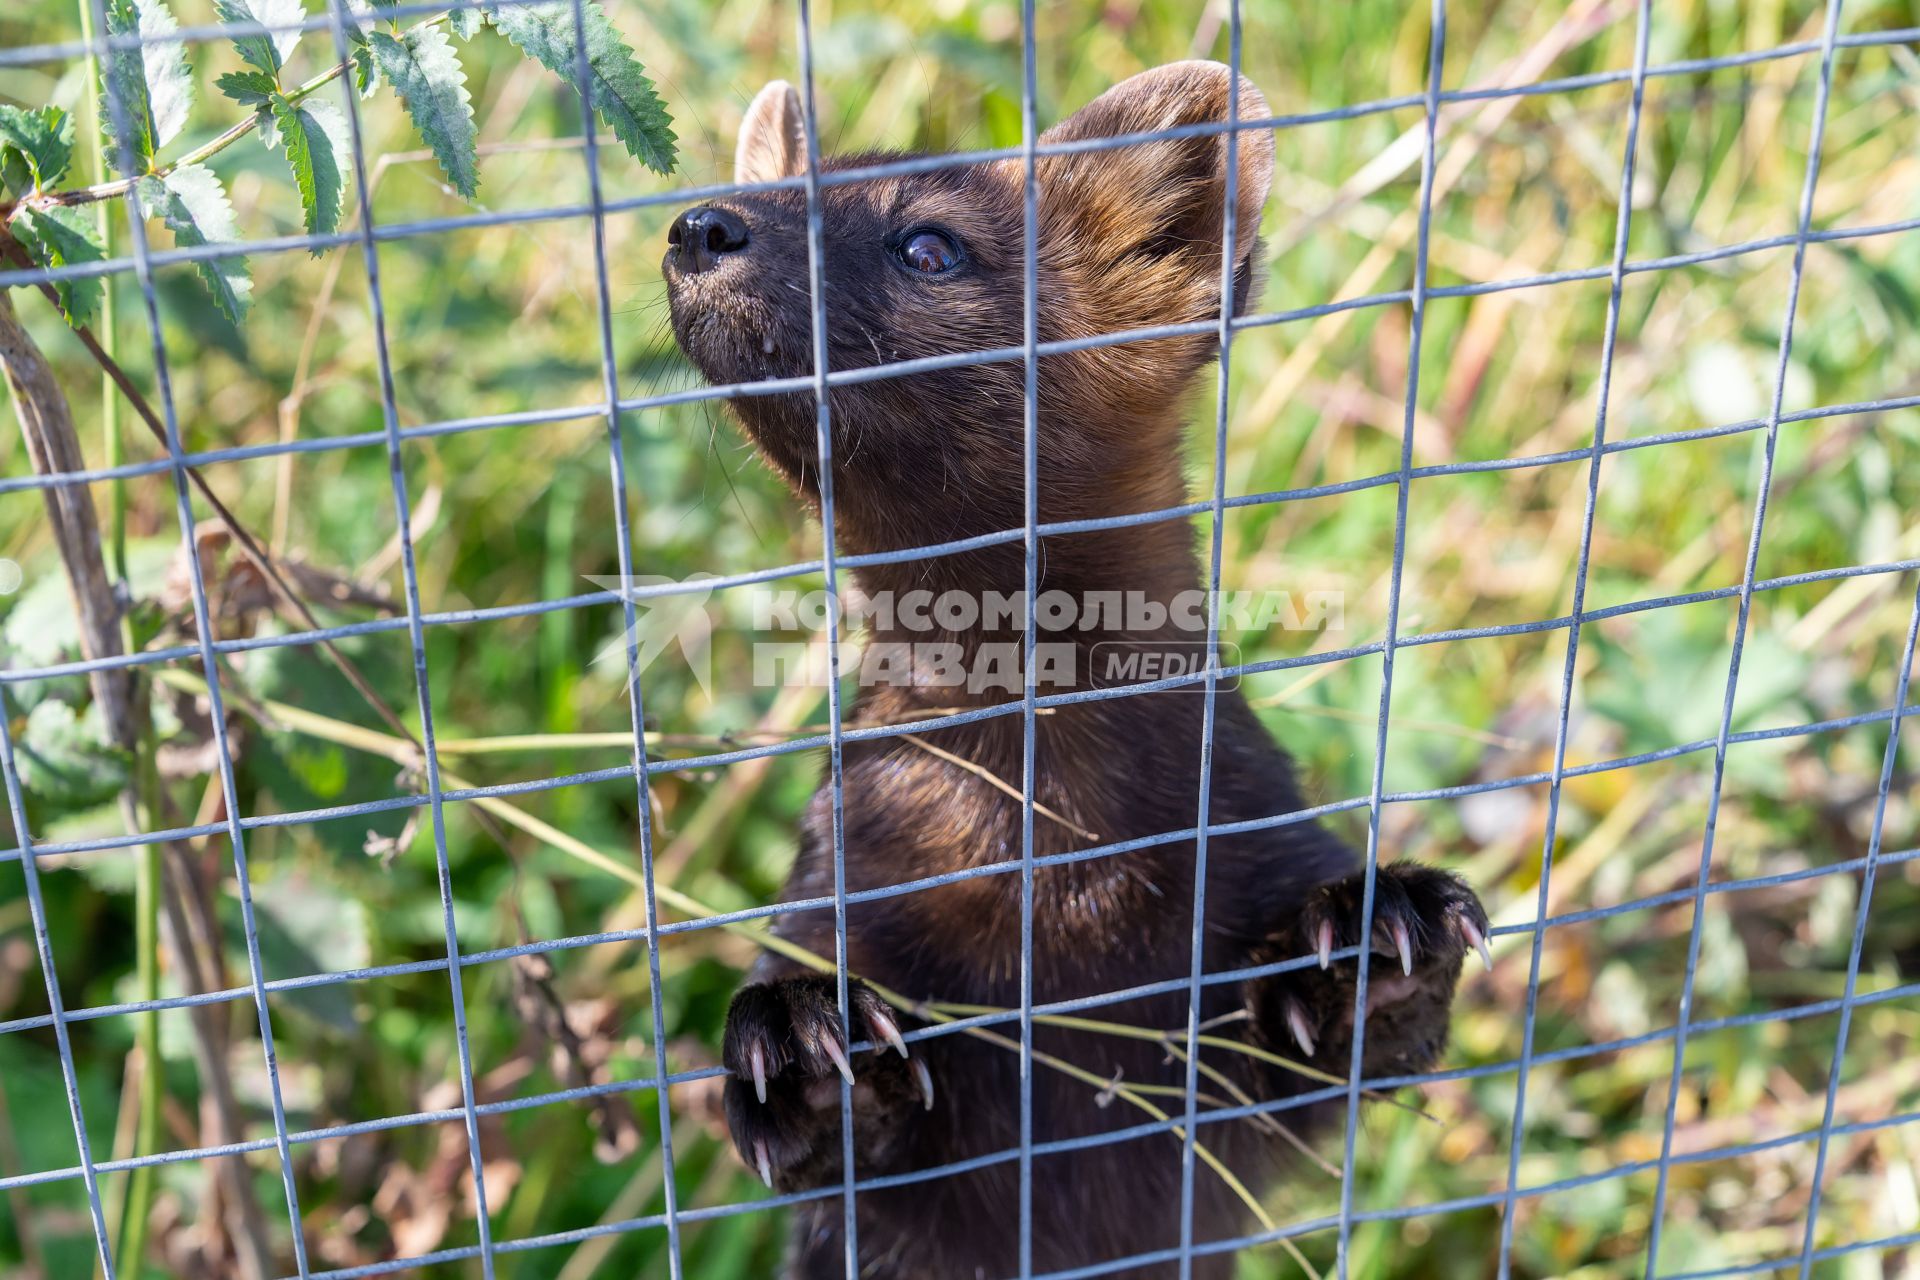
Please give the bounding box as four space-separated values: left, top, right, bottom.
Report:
663 63 1274 552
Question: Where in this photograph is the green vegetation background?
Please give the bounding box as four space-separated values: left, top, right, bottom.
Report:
2 0 1919 1276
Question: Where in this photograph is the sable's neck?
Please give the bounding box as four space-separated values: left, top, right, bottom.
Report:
796 400 1211 715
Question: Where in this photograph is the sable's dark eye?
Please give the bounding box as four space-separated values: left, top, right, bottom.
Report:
898 229 961 274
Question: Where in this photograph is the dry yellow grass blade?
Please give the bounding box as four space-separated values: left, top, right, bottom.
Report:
898 730 1100 841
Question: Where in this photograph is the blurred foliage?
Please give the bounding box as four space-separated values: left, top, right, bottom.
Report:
2 0 1919 1277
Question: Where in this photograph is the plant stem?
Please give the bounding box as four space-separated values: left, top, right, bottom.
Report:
70 0 127 582
121 762 162 1280
70 4 154 1269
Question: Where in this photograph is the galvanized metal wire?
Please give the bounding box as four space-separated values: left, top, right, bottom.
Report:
1644 3 1852 1272
1334 0 1445 1273
1499 2 1652 1275
315 3 497 1274
2 4 1917 1279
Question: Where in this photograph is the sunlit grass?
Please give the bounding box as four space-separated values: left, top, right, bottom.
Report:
0 0 1917 1276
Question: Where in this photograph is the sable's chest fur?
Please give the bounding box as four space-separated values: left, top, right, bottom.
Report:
775 686 1338 1007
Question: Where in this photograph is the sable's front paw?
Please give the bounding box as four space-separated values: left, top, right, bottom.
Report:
721 976 931 1190
1246 863 1487 1077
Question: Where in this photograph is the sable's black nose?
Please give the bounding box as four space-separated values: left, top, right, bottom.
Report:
668 205 750 274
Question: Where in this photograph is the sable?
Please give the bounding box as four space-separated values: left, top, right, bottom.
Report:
664 62 1487 1280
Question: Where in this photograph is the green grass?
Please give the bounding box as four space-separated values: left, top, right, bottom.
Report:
2 0 1919 1276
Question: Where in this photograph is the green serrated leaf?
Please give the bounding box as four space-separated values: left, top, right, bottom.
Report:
271 94 348 246
0 105 75 191
367 24 478 197
339 0 381 51
13 205 106 329
101 0 154 169
0 150 32 200
216 69 278 106
17 701 132 814
138 163 252 324
213 0 306 76
139 0 194 149
99 0 193 165
485 0 676 174
446 2 481 39
351 42 381 98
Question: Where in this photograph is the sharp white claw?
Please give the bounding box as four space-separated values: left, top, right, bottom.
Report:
1390 919 1414 977
1459 915 1493 972
754 1138 773 1189
911 1057 935 1110
749 1042 768 1105
821 1035 856 1087
867 1007 909 1058
1315 920 1334 969
1285 1001 1316 1059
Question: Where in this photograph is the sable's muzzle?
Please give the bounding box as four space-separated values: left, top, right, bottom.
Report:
667 205 751 275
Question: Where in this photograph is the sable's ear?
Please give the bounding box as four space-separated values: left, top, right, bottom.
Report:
1037 61 1272 287
735 80 808 183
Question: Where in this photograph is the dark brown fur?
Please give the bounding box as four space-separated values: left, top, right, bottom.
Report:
664 63 1486 1280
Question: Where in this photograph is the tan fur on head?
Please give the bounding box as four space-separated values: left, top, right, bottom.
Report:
673 61 1279 556
1033 60 1273 333
735 80 808 183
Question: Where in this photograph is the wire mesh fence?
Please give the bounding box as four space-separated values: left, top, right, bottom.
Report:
0 0 1918 1277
